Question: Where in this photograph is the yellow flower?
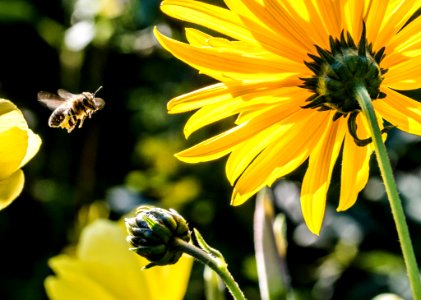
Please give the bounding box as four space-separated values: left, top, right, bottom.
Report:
45 219 193 300
154 0 421 234
0 99 41 210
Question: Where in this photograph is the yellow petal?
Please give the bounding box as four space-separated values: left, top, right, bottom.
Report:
0 169 24 210
183 98 254 138
184 28 278 58
232 85 308 124
161 0 309 62
183 85 303 138
385 15 421 59
167 78 302 115
238 0 314 53
307 0 342 43
374 0 420 51
168 83 232 114
161 0 258 43
226 123 282 186
154 29 302 78
301 117 347 235
374 88 421 135
383 55 421 90
231 110 330 206
176 97 302 163
364 0 389 43
338 115 374 211
184 27 298 68
177 121 260 163
342 0 365 41
0 126 28 179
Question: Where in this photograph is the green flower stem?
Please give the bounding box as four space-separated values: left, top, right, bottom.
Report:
174 238 246 300
354 82 421 298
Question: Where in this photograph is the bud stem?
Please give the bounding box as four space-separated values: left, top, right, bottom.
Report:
354 82 421 299
174 238 246 300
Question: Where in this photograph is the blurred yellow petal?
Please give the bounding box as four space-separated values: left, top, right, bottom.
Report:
46 256 117 300
0 99 28 131
0 99 17 115
19 129 42 168
0 99 40 210
46 220 193 300
0 127 27 179
141 254 193 300
0 169 24 210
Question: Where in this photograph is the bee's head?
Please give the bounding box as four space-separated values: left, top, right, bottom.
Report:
91 86 105 109
82 86 105 110
94 98 105 110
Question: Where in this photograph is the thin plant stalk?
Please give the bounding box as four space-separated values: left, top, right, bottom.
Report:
354 82 421 298
174 238 246 300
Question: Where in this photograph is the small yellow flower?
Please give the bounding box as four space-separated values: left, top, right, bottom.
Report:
155 0 421 234
45 219 193 300
0 99 41 210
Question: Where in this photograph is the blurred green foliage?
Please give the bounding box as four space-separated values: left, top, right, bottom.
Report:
0 0 421 299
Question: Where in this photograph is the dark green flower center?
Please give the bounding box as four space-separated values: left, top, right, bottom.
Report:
301 24 389 146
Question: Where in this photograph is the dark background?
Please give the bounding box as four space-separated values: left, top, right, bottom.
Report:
0 0 421 299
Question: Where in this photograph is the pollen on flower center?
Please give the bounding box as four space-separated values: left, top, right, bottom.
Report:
300 24 389 146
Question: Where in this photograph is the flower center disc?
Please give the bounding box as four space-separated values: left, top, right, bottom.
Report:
300 25 388 146
321 48 382 108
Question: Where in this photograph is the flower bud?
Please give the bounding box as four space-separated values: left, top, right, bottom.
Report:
125 205 191 268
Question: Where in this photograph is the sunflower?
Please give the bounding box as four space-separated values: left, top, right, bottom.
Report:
154 0 421 234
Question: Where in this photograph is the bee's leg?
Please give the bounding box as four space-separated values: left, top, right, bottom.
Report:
78 117 85 128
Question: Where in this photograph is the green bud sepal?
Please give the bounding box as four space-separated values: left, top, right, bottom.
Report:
125 205 191 269
125 206 246 299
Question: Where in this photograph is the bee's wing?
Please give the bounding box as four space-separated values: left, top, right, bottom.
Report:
37 91 65 110
57 89 78 99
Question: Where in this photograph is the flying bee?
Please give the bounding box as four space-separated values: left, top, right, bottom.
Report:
38 86 105 133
